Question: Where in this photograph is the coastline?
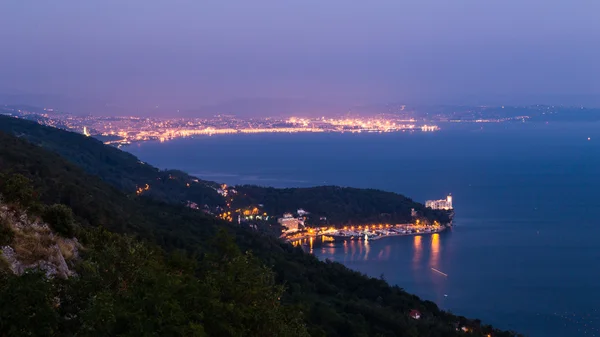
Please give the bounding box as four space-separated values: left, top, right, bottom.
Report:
367 225 448 241
289 224 451 247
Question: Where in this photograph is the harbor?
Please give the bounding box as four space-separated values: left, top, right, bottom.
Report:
288 221 449 247
281 194 454 248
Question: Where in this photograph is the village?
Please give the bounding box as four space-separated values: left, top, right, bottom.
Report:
284 211 447 247
202 184 454 246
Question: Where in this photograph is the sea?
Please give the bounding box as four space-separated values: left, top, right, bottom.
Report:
125 121 600 337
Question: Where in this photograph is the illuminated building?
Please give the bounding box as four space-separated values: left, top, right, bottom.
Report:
421 125 439 132
136 184 150 195
217 184 228 196
278 213 301 231
242 207 260 216
426 194 453 210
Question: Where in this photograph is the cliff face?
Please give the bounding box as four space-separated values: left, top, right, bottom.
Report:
0 202 80 278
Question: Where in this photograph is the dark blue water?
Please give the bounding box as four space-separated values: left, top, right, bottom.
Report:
126 122 600 336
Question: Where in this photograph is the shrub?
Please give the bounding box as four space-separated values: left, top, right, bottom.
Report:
0 217 14 246
42 204 75 237
0 174 36 209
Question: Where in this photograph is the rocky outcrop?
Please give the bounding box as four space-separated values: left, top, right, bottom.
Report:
0 203 81 278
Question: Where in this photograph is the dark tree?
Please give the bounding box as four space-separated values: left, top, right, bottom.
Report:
42 204 76 237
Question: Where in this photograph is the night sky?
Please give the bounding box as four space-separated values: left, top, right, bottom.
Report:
1 1 599 115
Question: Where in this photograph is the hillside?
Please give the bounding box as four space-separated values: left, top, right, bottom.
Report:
234 185 451 225
0 131 224 250
0 178 306 336
0 120 521 336
0 115 224 209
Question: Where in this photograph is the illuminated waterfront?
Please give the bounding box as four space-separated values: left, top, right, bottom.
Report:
0 107 442 145
3 103 596 149
287 221 447 250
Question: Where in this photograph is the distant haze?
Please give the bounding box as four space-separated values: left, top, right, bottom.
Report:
1 1 599 116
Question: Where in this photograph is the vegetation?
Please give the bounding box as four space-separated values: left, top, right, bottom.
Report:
0 115 224 208
0 217 14 246
234 185 451 225
1 173 37 209
42 204 75 237
0 130 222 247
0 177 308 336
0 120 522 336
0 229 307 336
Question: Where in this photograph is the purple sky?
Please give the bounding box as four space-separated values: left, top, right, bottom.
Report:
1 1 599 115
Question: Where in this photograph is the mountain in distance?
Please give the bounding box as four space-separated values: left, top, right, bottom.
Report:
0 115 522 336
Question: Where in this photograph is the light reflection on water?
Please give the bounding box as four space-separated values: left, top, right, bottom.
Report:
313 230 600 337
431 233 440 268
315 233 449 305
413 235 422 265
321 235 439 265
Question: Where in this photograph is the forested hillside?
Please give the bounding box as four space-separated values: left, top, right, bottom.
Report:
0 119 521 336
0 115 224 208
234 185 451 225
0 174 306 336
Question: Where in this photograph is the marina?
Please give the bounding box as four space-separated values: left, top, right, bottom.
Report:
289 221 449 247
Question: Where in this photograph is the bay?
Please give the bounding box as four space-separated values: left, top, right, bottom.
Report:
126 122 600 336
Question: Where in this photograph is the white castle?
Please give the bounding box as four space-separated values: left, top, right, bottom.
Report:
426 194 453 210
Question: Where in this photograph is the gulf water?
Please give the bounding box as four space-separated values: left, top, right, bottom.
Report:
126 122 600 336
